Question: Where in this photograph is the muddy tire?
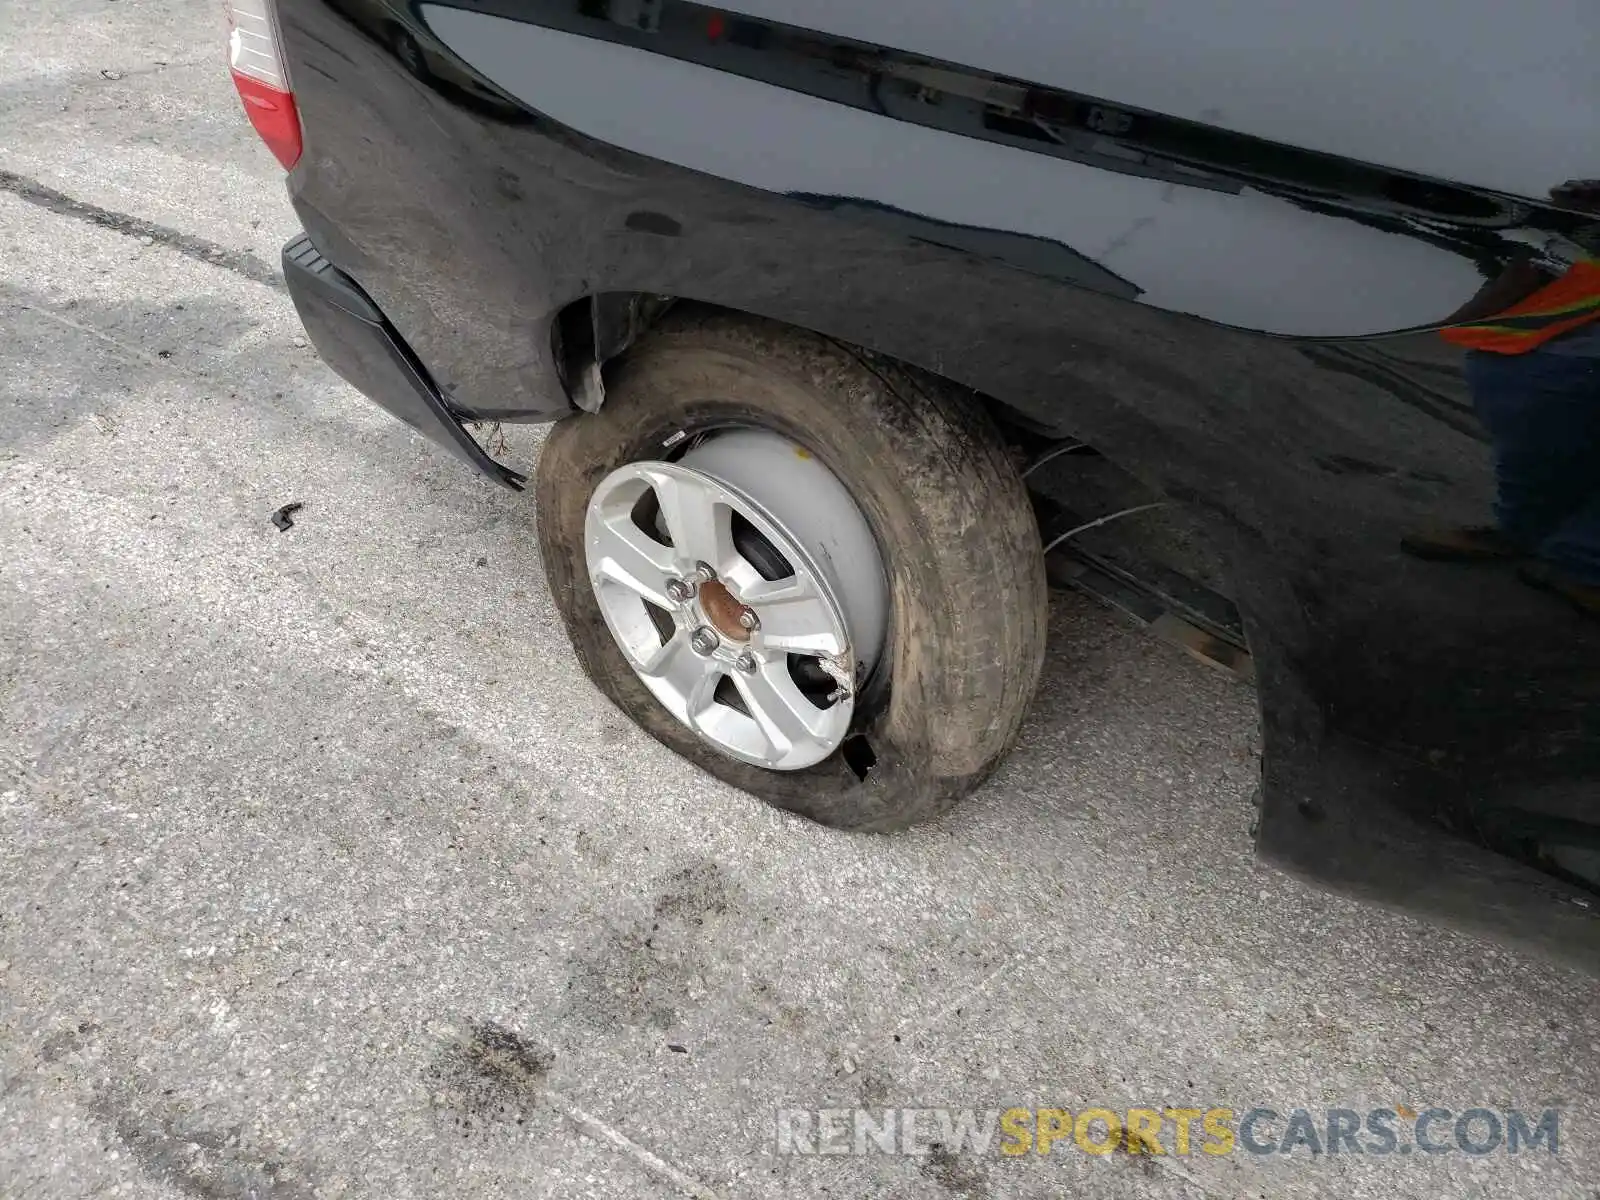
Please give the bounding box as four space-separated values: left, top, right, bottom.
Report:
535 312 1047 831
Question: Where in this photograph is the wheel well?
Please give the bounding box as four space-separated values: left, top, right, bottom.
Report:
552 293 1055 435
553 293 677 413
552 296 1246 677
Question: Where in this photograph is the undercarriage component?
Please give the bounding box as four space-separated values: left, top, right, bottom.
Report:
1026 444 1252 682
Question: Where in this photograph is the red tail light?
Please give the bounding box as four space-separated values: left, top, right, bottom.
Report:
224 0 302 170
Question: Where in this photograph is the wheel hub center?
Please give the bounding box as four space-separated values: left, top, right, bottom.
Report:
696 579 753 643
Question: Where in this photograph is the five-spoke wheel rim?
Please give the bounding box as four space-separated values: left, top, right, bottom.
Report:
585 448 879 771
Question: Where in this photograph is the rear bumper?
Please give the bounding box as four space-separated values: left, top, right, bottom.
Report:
280 234 526 490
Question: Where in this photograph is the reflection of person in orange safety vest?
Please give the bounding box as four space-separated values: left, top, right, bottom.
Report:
1402 180 1600 619
1438 258 1600 354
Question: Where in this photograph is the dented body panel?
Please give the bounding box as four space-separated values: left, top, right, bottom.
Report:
277 0 1600 966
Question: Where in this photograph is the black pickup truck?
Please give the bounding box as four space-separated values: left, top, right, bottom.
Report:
225 0 1600 970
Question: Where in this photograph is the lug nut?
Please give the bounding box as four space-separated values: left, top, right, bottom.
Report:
690 626 720 656
735 652 758 674
692 562 717 583
665 578 694 604
737 610 759 632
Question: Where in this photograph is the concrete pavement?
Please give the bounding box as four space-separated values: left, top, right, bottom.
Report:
2 2 1598 1197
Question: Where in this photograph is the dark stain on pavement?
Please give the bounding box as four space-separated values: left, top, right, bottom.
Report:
563 859 742 1030
652 860 734 922
426 1021 556 1135
39 1020 99 1063
0 169 285 291
92 1091 317 1199
921 1143 990 1198
857 1067 893 1109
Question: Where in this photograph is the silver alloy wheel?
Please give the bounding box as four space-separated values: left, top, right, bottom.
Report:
584 437 886 771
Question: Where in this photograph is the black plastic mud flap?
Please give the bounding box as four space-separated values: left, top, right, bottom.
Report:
281 234 525 490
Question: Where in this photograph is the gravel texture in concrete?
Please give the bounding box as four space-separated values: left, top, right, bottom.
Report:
2 3 1598 1198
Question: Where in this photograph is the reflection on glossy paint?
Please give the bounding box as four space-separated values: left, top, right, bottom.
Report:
417 0 1588 337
